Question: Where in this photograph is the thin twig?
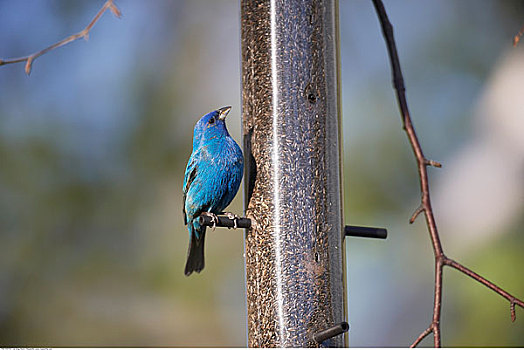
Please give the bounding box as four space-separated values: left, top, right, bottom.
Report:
371 0 524 347
410 326 432 348
444 257 524 316
513 23 524 47
409 205 424 224
0 0 121 75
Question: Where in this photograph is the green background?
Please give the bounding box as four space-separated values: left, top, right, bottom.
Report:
0 0 523 346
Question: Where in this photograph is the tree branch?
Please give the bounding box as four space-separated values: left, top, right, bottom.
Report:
371 0 524 346
0 0 121 75
444 257 524 321
410 326 432 348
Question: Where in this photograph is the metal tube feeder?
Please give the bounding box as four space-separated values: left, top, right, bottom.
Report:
241 0 347 346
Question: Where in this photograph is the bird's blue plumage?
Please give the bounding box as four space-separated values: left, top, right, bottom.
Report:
182 106 243 276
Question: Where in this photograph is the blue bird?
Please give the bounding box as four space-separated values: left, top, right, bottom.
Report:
182 106 244 276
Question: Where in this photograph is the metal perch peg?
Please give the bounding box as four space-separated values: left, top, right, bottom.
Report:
200 213 387 241
313 322 350 344
198 213 252 229
344 225 387 239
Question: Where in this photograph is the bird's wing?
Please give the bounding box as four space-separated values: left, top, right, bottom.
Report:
183 157 198 225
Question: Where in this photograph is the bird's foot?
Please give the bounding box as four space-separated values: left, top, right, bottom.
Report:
223 212 240 229
202 212 218 230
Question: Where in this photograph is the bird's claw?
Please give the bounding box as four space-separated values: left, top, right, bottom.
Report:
224 212 240 229
203 212 218 230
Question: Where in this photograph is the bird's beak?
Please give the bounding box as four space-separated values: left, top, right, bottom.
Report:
218 106 232 120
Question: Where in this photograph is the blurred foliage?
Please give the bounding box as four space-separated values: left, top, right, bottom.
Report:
444 223 524 347
0 0 523 346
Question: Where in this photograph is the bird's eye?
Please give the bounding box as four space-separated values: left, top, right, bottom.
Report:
208 117 215 124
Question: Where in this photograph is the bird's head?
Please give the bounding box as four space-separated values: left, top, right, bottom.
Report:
193 106 232 146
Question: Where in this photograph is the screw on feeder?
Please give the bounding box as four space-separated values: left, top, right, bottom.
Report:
304 82 317 104
307 92 317 104
313 322 349 344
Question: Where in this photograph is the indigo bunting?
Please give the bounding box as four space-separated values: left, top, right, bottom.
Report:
182 106 244 276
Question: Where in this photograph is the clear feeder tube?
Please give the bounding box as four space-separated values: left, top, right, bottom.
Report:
241 0 347 347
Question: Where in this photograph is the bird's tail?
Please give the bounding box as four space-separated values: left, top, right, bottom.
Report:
184 225 206 276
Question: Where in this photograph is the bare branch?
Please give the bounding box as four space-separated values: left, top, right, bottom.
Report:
444 257 524 319
409 205 424 224
0 0 121 75
513 23 524 47
410 326 432 348
424 158 442 168
371 0 524 347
